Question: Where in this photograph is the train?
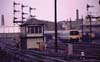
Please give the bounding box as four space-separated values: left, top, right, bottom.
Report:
44 30 81 43
60 30 100 43
59 30 81 43
44 30 99 43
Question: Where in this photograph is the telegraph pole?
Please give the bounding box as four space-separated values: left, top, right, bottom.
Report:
29 7 36 17
54 0 58 52
89 15 92 42
86 4 94 42
13 2 20 24
21 4 28 23
13 2 36 24
70 18 72 29
81 16 84 42
86 2 100 42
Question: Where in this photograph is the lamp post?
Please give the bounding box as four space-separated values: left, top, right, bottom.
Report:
54 0 58 52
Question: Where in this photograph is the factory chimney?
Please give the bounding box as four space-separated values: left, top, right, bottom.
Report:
76 9 79 20
1 14 5 26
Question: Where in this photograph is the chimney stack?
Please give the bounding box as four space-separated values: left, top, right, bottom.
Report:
1 14 5 26
76 9 79 20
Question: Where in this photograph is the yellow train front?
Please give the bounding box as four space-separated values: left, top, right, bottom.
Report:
68 30 99 43
69 30 81 43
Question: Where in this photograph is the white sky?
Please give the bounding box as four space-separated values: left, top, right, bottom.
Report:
0 0 100 26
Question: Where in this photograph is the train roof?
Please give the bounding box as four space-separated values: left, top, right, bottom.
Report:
44 30 81 34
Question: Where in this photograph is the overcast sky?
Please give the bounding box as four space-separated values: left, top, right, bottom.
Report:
0 0 100 26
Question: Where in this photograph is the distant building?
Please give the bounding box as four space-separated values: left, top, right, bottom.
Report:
58 19 83 30
1 14 5 26
59 17 100 33
82 20 100 33
0 26 20 48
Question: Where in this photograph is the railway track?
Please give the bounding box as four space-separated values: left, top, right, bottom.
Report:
0 39 100 62
0 40 67 62
46 42 100 60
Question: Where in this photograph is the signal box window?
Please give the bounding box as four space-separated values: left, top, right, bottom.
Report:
27 25 43 34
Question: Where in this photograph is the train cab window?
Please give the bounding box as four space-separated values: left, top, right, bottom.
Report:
70 31 79 35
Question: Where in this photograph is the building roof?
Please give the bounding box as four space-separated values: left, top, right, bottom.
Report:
21 17 63 31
